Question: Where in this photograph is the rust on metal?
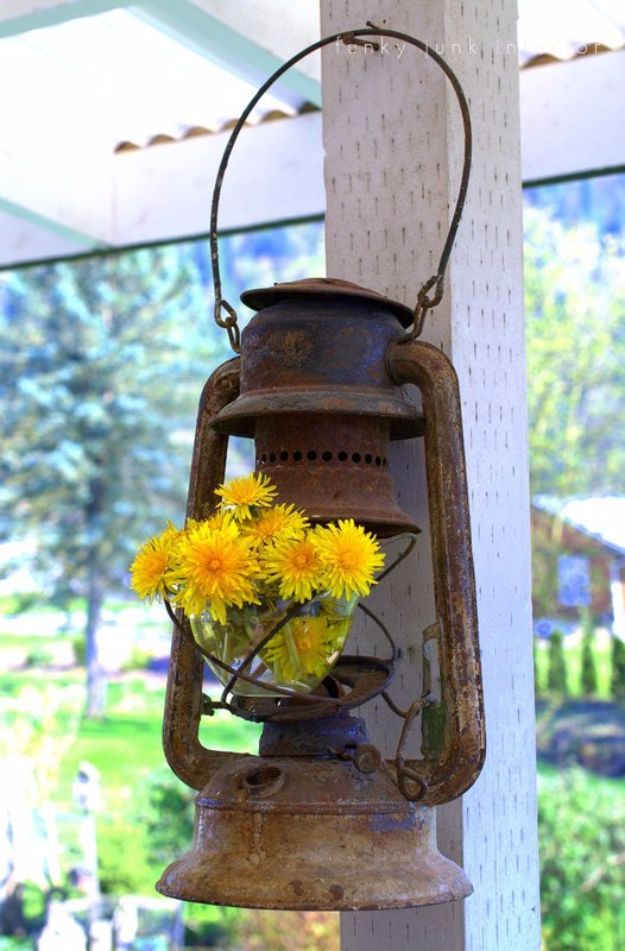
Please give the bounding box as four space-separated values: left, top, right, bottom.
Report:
160 281 485 909
387 339 486 804
157 714 473 911
159 16 484 914
213 281 422 536
230 655 395 723
161 358 240 791
240 277 413 325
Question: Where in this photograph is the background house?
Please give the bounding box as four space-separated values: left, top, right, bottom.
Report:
532 496 625 630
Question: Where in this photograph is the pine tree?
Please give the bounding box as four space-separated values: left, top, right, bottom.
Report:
611 635 625 703
0 248 224 716
533 636 543 697
579 608 598 697
547 629 568 696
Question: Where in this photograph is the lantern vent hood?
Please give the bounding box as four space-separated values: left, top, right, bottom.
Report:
241 278 415 329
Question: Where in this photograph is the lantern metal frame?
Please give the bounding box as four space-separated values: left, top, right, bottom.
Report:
156 25 485 911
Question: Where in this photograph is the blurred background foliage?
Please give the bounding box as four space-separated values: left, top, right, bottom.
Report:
1 175 625 948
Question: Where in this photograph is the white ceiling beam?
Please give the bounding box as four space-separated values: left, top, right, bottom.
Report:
110 48 625 249
520 50 625 182
111 112 325 245
134 0 322 108
0 46 623 268
0 0 132 36
0 205 93 269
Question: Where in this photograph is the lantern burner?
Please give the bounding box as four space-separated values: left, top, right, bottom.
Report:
228 654 396 723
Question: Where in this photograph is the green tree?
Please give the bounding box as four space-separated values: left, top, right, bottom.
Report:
611 635 625 703
525 208 625 497
0 249 219 715
580 608 598 697
547 629 568 695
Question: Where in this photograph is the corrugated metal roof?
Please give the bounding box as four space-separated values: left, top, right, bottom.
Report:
0 1 624 154
518 0 625 65
0 8 298 152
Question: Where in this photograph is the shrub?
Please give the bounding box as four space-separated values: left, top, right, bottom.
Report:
98 818 156 896
121 646 154 672
72 635 86 667
539 769 625 950
579 610 598 697
611 636 625 702
547 630 568 695
142 769 195 867
23 648 54 668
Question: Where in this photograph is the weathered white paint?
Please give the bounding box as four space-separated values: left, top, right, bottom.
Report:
319 2 540 950
521 49 625 181
108 47 625 248
0 116 112 249
0 16 115 252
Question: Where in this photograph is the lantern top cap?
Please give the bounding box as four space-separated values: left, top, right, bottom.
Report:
240 278 414 328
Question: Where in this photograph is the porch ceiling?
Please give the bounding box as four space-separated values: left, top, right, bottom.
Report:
0 0 623 268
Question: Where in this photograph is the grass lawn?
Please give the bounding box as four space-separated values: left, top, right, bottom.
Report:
57 684 260 810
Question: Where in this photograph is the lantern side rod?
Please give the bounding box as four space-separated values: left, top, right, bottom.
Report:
161 358 241 790
209 26 472 352
388 339 486 804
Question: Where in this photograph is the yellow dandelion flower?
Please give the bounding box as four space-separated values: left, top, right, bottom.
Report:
174 521 261 623
263 616 335 682
215 472 277 521
244 504 309 547
208 509 236 529
188 510 237 533
261 534 322 603
312 519 385 600
130 524 180 601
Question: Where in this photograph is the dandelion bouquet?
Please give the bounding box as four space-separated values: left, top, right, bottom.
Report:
130 472 385 696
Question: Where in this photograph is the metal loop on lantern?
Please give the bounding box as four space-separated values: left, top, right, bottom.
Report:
209 26 472 352
216 530 416 702
165 532 417 712
164 530 440 801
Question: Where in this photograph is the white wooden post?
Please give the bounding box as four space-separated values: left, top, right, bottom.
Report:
319 1 541 949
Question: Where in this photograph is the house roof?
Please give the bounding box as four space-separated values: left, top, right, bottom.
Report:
533 496 625 557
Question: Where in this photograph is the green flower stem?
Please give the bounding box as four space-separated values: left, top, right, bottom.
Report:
283 626 303 679
222 629 233 665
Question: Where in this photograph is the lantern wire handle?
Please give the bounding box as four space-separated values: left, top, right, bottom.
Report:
210 26 472 352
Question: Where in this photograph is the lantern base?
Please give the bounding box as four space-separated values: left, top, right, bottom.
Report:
156 752 472 911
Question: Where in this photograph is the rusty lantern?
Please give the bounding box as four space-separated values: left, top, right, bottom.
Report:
156 27 485 911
